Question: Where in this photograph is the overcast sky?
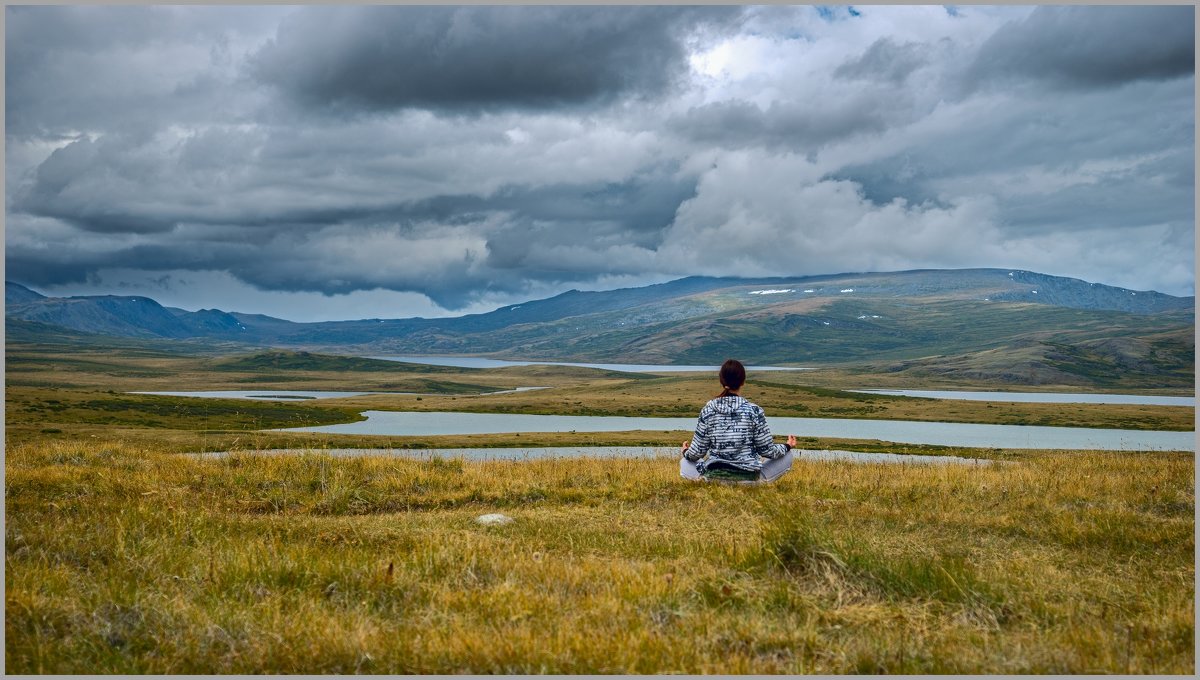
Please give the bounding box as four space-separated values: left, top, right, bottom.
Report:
5 4 1195 321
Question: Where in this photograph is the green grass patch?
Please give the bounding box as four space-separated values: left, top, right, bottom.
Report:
210 350 472 374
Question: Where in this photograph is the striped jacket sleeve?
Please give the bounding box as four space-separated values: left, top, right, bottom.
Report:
751 405 788 459
684 411 711 461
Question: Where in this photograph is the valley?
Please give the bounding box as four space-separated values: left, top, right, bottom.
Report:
5 269 1194 674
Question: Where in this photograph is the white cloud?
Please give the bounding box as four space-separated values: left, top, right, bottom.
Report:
656 150 1006 277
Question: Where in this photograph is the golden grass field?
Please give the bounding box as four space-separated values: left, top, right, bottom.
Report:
4 440 1193 673
4 344 1195 673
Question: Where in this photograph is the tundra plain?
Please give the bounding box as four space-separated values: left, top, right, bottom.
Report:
4 341 1195 673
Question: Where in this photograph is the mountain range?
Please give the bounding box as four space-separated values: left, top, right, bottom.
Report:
5 269 1195 387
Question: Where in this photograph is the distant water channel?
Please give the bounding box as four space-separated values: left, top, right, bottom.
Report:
198 447 996 466
368 355 811 373
278 411 1194 451
854 389 1195 407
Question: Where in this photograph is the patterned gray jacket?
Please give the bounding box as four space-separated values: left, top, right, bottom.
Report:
683 395 789 473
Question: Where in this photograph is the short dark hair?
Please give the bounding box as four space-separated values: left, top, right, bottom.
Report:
717 358 746 397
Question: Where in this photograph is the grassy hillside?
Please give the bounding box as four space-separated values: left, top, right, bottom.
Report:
311 272 1193 388
5 318 252 357
838 326 1195 389
342 295 1193 389
5 441 1193 673
210 350 470 374
9 271 1193 391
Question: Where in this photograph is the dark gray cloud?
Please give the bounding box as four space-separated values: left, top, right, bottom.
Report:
19 135 180 233
670 98 889 151
8 149 697 308
5 247 101 289
969 5 1194 90
251 5 742 114
480 173 694 275
485 173 694 245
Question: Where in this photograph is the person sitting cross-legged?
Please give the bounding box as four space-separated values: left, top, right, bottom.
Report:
680 358 798 483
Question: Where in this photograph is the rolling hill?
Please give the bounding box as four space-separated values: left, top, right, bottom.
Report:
5 269 1194 387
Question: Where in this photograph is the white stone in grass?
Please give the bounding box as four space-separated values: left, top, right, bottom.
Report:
475 513 514 526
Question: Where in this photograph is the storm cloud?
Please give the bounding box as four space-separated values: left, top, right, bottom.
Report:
968 5 1195 90
5 5 1194 321
251 5 742 113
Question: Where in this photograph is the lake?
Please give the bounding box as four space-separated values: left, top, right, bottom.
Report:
368 355 811 372
197 446 997 466
855 389 1195 407
277 410 1194 451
